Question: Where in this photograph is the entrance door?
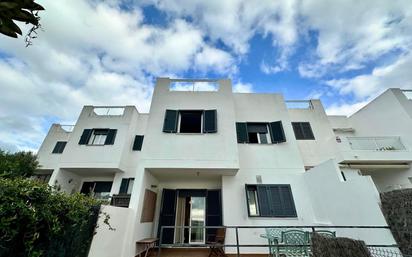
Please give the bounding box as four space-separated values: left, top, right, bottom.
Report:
189 197 206 244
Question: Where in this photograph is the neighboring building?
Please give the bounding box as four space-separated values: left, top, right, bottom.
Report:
36 78 411 257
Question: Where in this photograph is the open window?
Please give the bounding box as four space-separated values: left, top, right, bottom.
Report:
245 184 297 217
163 109 217 133
78 128 117 145
236 121 286 144
80 181 113 200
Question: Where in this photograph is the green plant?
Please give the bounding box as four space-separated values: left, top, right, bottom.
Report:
0 150 39 178
0 178 111 257
0 0 45 45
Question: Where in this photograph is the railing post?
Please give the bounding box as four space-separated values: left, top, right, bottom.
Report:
157 226 163 257
235 227 240 257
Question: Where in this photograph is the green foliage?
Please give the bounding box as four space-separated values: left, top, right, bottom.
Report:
0 178 103 257
0 150 39 178
0 0 45 44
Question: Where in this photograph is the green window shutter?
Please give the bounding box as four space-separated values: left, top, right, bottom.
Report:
279 185 297 217
268 186 283 216
292 122 304 139
163 110 178 133
119 179 129 194
105 129 117 145
52 141 67 154
302 122 315 139
236 122 248 143
269 121 286 143
256 185 271 216
203 109 217 133
79 129 92 145
132 135 144 151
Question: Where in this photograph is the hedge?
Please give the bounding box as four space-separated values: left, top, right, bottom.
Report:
0 178 103 257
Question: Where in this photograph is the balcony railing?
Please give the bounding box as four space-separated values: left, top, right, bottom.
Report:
110 194 131 208
93 106 125 116
157 225 404 257
285 100 314 109
347 137 406 151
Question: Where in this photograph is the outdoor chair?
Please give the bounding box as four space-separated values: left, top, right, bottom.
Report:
207 228 227 257
278 230 310 257
263 228 285 257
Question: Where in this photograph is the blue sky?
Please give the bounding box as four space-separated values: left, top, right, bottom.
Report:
0 0 412 152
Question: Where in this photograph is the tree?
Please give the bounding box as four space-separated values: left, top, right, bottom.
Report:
0 0 45 45
0 149 39 178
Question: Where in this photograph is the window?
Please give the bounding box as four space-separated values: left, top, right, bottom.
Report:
32 173 52 183
245 184 297 217
292 122 315 140
80 181 113 200
78 129 117 145
179 111 202 133
133 135 144 151
52 141 67 154
163 109 217 133
236 121 286 144
119 178 135 195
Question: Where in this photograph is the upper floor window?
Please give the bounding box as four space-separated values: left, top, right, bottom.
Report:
52 141 67 154
236 121 286 144
163 109 217 134
119 178 135 194
292 122 315 140
246 184 297 218
78 128 117 145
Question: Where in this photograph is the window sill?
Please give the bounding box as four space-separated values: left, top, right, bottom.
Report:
85 144 108 146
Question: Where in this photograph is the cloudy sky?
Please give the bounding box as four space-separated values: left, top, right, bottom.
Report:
1 0 412 152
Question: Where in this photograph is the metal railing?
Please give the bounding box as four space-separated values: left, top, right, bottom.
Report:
110 194 131 208
157 225 405 257
285 100 314 109
401 90 412 100
59 124 75 132
93 106 125 116
347 137 406 151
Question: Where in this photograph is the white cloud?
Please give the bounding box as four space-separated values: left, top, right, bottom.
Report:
233 82 253 93
326 101 369 116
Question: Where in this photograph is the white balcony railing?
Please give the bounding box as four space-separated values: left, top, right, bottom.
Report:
347 136 406 151
285 100 313 109
93 106 125 116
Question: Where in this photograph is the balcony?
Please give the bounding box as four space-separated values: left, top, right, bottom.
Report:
110 194 131 208
338 136 412 164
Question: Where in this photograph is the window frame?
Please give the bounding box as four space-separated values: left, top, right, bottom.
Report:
245 184 297 218
177 110 204 134
52 141 67 154
245 185 260 217
88 129 109 145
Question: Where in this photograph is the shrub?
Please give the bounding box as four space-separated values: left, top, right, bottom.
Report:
0 178 103 257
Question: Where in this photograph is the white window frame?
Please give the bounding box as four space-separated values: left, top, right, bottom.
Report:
89 130 108 145
177 111 204 134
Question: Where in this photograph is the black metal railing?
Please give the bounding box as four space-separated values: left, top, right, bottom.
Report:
110 194 131 207
157 225 407 257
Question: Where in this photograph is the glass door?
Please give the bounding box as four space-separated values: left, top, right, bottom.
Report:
189 197 206 244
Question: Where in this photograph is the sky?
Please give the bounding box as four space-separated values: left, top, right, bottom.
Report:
0 0 412 152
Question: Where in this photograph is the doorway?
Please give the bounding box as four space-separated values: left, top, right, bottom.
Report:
174 196 206 244
158 189 222 245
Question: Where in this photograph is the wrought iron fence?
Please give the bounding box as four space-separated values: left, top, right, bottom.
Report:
157 225 407 257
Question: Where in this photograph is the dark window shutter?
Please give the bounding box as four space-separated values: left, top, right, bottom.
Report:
52 141 67 154
206 190 222 241
163 110 178 133
279 185 297 217
236 122 248 143
203 109 217 133
269 121 286 143
105 129 117 145
268 186 283 216
79 129 92 145
257 186 271 216
292 122 304 140
302 122 315 139
158 189 177 244
133 135 144 151
94 182 113 192
119 179 129 194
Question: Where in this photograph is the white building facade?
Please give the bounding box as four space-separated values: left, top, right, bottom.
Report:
36 78 412 257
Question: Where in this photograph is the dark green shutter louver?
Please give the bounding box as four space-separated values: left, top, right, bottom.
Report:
236 122 248 143
203 109 217 133
279 185 297 217
292 122 304 139
269 186 283 216
269 121 286 143
133 135 144 151
119 179 129 194
257 186 271 216
105 129 117 145
52 141 67 154
301 122 315 139
163 110 178 133
79 129 92 145
292 122 315 140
